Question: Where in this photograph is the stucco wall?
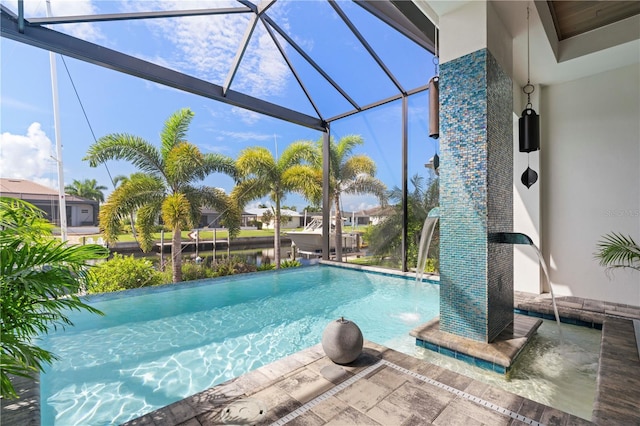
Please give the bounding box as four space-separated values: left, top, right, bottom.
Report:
541 63 640 305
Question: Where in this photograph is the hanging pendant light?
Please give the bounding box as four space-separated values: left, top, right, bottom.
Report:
519 5 539 188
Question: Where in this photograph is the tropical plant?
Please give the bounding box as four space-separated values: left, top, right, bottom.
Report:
213 257 257 276
0 197 108 399
112 173 145 243
64 178 108 203
88 254 164 293
232 142 318 268
280 259 302 268
261 209 274 228
257 262 276 271
305 135 387 262
366 173 439 270
595 232 640 274
83 108 241 283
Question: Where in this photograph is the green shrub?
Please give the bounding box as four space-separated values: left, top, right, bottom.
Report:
213 257 257 276
89 254 163 293
280 259 302 268
181 262 216 281
257 263 275 271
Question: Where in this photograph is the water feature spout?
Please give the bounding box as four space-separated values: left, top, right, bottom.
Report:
490 232 563 340
415 208 439 283
489 232 533 245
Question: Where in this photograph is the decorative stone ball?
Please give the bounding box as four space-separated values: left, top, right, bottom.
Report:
321 317 363 365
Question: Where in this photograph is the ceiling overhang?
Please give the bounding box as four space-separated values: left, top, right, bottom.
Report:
536 0 640 63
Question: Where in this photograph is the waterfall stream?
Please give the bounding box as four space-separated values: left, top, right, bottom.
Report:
415 216 439 284
492 232 563 341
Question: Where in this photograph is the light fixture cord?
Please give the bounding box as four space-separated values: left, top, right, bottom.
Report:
434 26 439 76
524 5 534 109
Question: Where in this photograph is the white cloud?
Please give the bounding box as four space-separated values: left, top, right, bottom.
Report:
199 143 231 154
120 0 290 98
219 130 273 142
231 106 261 125
340 194 379 213
0 122 58 188
0 96 48 113
3 0 105 42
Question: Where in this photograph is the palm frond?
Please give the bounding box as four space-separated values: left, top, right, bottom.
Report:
236 146 277 178
199 153 238 181
278 141 316 169
231 178 271 208
160 108 194 159
99 175 165 244
198 186 242 237
595 232 640 271
164 142 204 189
83 134 164 177
341 154 377 181
135 203 162 252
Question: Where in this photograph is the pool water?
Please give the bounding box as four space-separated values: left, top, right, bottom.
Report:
409 319 601 420
39 266 440 425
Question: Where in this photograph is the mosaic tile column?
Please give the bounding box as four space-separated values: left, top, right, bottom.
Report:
439 49 513 343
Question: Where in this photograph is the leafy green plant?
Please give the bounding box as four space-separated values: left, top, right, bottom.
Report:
280 259 302 268
0 197 109 399
595 232 640 274
88 253 163 293
257 263 276 271
212 257 257 277
181 262 216 281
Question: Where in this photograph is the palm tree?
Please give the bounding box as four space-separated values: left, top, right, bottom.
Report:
232 142 318 268
83 108 240 283
308 135 387 262
366 173 439 269
64 178 107 203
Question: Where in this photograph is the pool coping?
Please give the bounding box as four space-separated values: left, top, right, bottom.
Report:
411 314 543 374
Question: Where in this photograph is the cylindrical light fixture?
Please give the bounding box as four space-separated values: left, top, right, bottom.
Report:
519 106 539 153
429 75 439 139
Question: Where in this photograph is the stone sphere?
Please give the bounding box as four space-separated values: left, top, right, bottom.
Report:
321 317 363 365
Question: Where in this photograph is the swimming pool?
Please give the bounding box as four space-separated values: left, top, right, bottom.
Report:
39 265 440 425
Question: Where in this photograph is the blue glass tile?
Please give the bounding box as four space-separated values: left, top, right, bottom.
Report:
439 347 456 359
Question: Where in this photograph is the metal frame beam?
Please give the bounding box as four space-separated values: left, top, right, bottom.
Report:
223 13 259 96
354 0 435 52
262 14 361 111
261 17 324 120
326 84 427 123
322 128 331 260
0 8 326 132
25 7 251 25
401 95 409 272
329 0 405 95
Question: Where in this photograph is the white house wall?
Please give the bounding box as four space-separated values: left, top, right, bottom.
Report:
71 203 94 226
541 63 640 305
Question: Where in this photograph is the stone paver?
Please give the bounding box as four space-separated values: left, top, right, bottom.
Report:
592 316 640 425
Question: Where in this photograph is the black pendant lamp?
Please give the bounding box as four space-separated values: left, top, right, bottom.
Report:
519 5 540 189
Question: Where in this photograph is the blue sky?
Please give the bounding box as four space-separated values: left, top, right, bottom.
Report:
0 0 437 212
